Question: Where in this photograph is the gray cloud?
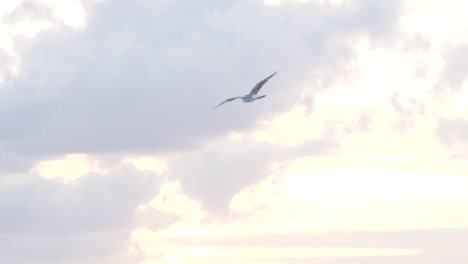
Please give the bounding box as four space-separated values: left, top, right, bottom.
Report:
436 44 468 93
354 110 373 132
168 136 338 216
0 0 403 165
436 117 468 145
1 0 52 24
344 0 402 40
401 33 431 52
0 50 15 82
0 150 35 174
390 92 425 131
339 110 374 134
0 165 162 264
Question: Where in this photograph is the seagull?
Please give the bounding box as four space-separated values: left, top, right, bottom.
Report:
214 71 278 108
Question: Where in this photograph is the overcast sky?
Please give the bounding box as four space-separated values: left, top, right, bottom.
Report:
1 0 468 263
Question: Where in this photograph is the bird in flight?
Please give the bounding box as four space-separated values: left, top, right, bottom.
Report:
214 71 278 108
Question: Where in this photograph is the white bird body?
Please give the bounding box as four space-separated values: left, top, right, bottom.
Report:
215 71 277 108
242 94 266 102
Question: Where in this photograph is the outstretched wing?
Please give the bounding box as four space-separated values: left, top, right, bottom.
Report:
249 71 278 95
214 96 243 108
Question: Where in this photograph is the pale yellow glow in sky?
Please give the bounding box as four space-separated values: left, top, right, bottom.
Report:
0 0 21 18
252 35 439 147
36 154 101 181
402 0 468 44
230 157 468 231
253 105 324 146
133 228 417 264
333 39 433 104
39 0 86 28
124 156 167 175
144 181 205 222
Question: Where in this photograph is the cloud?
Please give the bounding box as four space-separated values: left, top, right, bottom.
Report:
390 92 425 131
0 49 15 81
346 0 402 41
0 0 405 216
167 136 337 216
354 110 373 132
436 44 468 93
1 0 53 24
0 0 403 163
0 164 162 264
436 117 468 145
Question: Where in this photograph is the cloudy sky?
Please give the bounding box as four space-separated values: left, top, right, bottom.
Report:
1 0 468 263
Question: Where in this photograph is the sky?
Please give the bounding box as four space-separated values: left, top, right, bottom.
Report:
0 0 468 263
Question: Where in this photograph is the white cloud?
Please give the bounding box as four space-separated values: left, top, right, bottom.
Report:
38 0 86 27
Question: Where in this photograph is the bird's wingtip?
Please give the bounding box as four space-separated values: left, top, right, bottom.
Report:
266 71 278 78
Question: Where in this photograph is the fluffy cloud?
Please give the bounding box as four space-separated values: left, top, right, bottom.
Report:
1 0 52 24
167 136 337 216
390 92 425 131
0 164 161 263
0 0 403 163
0 0 405 215
0 49 15 81
436 117 468 145
437 44 468 93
